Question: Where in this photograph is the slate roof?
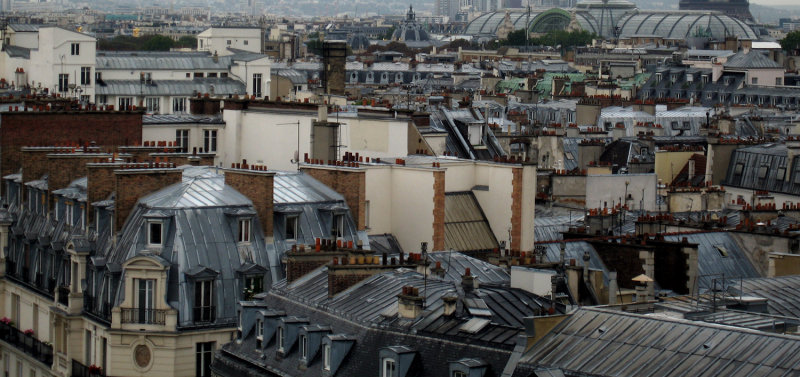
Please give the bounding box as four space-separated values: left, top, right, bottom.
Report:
514 307 800 377
95 78 245 96
724 51 782 69
731 275 800 319
444 192 499 253
96 50 267 70
143 114 224 125
4 45 31 59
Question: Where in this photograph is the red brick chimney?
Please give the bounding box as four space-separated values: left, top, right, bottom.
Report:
114 164 183 232
224 164 275 238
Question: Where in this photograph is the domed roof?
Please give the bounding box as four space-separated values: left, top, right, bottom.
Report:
392 5 430 42
616 11 758 40
348 33 371 51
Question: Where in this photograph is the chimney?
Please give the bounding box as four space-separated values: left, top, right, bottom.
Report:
224 166 275 238
461 268 476 292
285 243 347 283
442 293 458 316
397 286 424 319
327 251 405 297
114 165 183 232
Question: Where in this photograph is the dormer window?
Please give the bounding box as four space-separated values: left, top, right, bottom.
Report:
323 344 331 370
300 334 308 360
148 221 163 247
286 215 299 240
453 372 467 377
238 218 251 243
194 279 214 323
382 358 396 377
331 214 344 239
278 326 285 352
64 202 74 224
256 319 264 348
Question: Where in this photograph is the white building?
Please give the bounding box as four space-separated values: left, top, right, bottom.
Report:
0 25 96 101
95 51 271 114
197 27 262 56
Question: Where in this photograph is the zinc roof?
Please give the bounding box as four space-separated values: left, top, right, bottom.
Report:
444 192 499 252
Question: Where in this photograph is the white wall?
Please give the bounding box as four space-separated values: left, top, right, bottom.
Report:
511 266 556 296
585 173 658 211
197 28 261 55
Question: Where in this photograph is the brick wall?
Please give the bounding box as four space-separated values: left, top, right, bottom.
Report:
432 170 445 251
285 251 346 282
1 112 142 180
87 163 126 223
300 167 366 230
20 148 57 185
327 265 395 297
510 167 523 252
114 169 183 231
224 169 275 237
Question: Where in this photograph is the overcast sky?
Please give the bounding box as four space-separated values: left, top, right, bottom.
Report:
751 0 798 7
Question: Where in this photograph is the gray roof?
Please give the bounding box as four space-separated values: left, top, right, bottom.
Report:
95 78 245 96
143 114 225 125
514 307 800 377
732 275 800 319
96 51 266 71
724 50 782 69
275 69 308 85
273 172 345 205
140 173 250 209
444 192 499 252
9 24 42 32
427 251 509 285
4 45 31 59
663 232 760 290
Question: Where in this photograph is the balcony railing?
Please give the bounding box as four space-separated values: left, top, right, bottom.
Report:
83 296 112 322
71 359 106 377
57 286 70 306
0 321 53 367
193 306 216 324
120 308 166 325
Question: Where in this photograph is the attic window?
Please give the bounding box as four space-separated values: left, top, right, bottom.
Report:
453 372 467 377
758 165 769 180
238 218 251 243
300 334 308 360
256 319 264 349
734 163 744 176
286 215 299 240
323 344 331 370
331 214 344 239
777 167 786 181
278 326 285 352
381 358 396 377
715 245 729 258
148 221 163 247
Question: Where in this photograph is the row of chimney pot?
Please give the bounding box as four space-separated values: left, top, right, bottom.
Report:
231 159 268 171
4 104 136 112
401 286 420 296
330 255 391 266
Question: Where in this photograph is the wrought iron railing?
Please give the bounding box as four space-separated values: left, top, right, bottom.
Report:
71 359 106 377
0 321 53 367
120 308 166 325
193 306 216 324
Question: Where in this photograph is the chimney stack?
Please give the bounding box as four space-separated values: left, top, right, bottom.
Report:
442 293 458 316
397 286 425 319
114 165 183 232
461 268 476 292
224 165 275 238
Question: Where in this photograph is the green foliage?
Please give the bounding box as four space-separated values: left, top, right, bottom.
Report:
142 35 175 51
98 34 187 51
497 29 597 48
175 35 197 48
781 30 800 52
441 38 478 51
306 39 324 56
379 26 395 40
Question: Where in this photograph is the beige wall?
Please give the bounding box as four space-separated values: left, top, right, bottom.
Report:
586 174 657 211
654 151 697 186
143 123 225 164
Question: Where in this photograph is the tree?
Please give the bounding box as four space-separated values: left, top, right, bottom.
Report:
175 35 197 49
441 38 476 51
781 30 800 53
142 35 175 51
503 29 528 46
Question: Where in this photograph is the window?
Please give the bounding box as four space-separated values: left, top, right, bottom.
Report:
64 202 74 223
778 167 787 181
71 42 80 55
238 218 251 243
96 95 108 105
323 344 331 370
119 97 133 110
145 97 159 114
256 319 264 348
244 275 263 299
252 73 262 98
278 326 285 352
148 221 163 246
196 342 214 377
382 358 396 377
203 129 217 152
682 121 690 130
136 279 155 324
453 372 467 377
300 334 308 359
221 72 228 78
80 67 91 85
226 40 231 45
194 280 214 322
758 165 769 180
186 72 191 78
176 129 189 153
207 72 218 78
734 162 744 176
95 71 103 83
244 40 249 45
173 97 187 113
777 77 783 86
331 214 344 238
58 74 69 92
752 77 758 85
11 294 20 323
286 215 298 240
